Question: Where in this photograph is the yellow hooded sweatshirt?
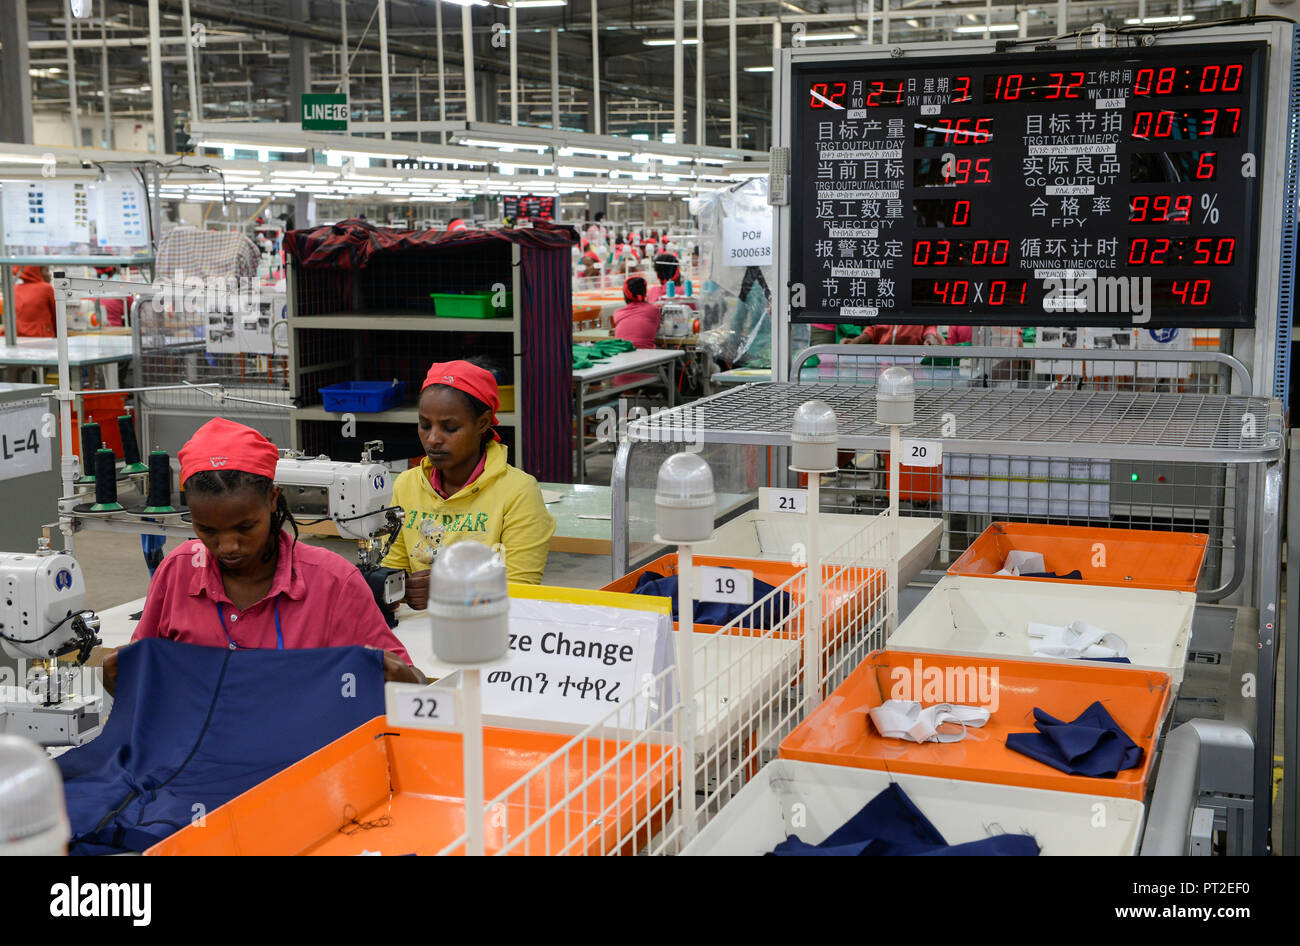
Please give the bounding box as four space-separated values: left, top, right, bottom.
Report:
381 440 555 584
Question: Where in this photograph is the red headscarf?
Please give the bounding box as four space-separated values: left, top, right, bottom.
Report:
420 360 502 441
623 276 648 303
178 418 281 485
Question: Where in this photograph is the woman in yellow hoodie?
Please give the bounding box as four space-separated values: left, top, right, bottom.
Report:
382 360 556 606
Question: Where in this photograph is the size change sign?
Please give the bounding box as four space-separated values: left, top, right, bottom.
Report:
722 213 774 267
789 42 1266 327
762 487 808 514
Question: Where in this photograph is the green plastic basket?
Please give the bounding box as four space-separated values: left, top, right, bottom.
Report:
428 291 513 318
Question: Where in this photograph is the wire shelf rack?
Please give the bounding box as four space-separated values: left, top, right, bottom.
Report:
626 383 1283 462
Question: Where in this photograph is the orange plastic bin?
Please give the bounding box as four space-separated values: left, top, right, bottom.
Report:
779 650 1172 800
146 717 676 856
601 553 884 639
947 522 1208 592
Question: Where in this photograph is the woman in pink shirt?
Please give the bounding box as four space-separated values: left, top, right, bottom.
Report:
612 276 660 349
101 419 423 692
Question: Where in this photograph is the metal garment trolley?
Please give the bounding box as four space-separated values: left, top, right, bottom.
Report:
611 378 1285 854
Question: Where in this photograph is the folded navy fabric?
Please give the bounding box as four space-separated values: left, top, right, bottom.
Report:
1021 570 1084 580
1005 701 1144 778
56 638 385 855
631 569 791 626
768 782 1039 856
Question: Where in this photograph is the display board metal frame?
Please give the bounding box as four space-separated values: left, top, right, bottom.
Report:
771 23 1299 397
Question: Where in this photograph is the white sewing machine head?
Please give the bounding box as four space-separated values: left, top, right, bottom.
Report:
0 543 99 665
275 444 397 542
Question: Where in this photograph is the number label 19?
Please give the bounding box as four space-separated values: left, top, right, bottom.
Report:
762 488 808 514
386 682 459 731
901 439 943 468
698 567 755 606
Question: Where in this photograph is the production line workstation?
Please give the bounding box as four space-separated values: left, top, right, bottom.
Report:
0 18 1296 858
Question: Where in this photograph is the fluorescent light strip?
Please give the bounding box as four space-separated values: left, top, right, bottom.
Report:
198 140 307 153
644 38 699 46
953 24 1020 33
744 66 774 73
802 31 860 41
1124 15 1195 24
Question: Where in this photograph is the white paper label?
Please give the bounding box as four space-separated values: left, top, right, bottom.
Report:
0 401 50 482
477 598 669 729
721 214 773 267
763 488 807 514
386 682 459 730
901 439 942 467
698 566 755 605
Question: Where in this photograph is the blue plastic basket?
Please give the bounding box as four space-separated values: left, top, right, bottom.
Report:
319 381 407 413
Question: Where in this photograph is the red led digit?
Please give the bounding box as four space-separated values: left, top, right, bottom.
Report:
990 281 1006 305
1018 283 1028 304
1155 111 1174 137
1150 238 1171 264
831 82 847 105
1195 152 1217 179
1135 69 1154 95
951 281 969 305
914 241 931 265
954 75 972 102
1132 112 1152 138
1152 195 1171 222
1214 238 1235 264
1173 194 1192 222
973 158 991 183
1066 72 1086 98
1130 195 1150 223
1171 280 1190 303
811 82 828 107
933 241 951 265
867 81 882 107
975 117 993 141
952 200 971 225
1129 238 1149 264
933 281 949 303
1201 108 1218 136
1046 72 1063 100
1194 238 1213 265
1223 64 1243 92
1200 65 1221 93
992 240 1009 265
971 240 989 265
1226 107 1241 134
1155 67 1175 94
1191 280 1211 305
950 159 970 185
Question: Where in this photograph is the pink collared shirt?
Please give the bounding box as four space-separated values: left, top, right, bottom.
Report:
130 530 413 664
429 449 488 498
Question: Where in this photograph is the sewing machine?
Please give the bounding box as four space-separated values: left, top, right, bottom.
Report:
275 442 406 626
0 539 103 747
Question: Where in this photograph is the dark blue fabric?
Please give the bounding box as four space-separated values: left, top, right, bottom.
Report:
1022 570 1084 580
768 782 1039 856
1005 701 1143 779
1083 656 1132 664
57 638 385 855
631 570 791 626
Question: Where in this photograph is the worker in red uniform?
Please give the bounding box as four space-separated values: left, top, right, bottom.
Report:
839 323 942 346
612 276 660 350
13 265 56 338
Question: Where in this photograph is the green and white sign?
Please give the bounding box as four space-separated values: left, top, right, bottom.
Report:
301 93 348 131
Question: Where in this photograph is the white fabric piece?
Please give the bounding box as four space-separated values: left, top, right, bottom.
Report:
1027 620 1129 659
997 550 1047 576
868 699 991 744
